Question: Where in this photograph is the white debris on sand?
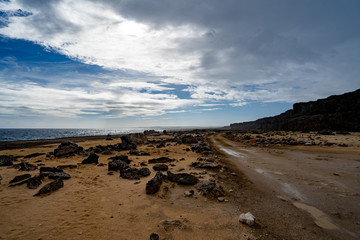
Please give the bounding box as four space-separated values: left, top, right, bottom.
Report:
239 212 255 226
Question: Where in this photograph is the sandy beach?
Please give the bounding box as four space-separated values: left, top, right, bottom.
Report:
1 130 359 240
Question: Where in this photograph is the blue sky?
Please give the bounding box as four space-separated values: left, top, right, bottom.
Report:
0 0 359 128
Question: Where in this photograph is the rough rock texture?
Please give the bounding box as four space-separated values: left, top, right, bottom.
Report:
239 212 255 226
148 157 174 164
146 172 164 194
230 89 360 131
121 133 148 145
153 164 169 171
191 162 219 169
9 174 31 184
53 142 83 157
17 161 38 171
149 233 159 240
167 171 198 185
108 155 131 164
81 153 99 164
48 172 71 180
34 179 64 196
108 160 129 171
0 155 16 166
196 181 225 199
129 149 150 156
26 175 43 189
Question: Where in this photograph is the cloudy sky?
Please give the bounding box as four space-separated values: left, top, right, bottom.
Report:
0 0 359 128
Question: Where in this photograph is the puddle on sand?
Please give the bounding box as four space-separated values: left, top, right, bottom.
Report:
294 202 339 230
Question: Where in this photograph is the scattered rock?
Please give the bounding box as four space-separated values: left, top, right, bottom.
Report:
150 233 159 240
24 153 45 159
108 160 129 171
34 179 64 196
17 161 38 171
138 167 151 177
108 155 131 164
239 212 255 226
121 133 148 145
81 153 99 164
181 135 198 144
184 190 194 197
160 219 184 231
53 142 83 157
9 174 31 184
129 149 150 156
120 168 141 180
146 172 164 194
48 172 71 180
0 155 16 166
57 164 77 169
40 167 64 173
196 181 225 199
217 197 225 202
191 162 220 169
167 171 198 185
148 157 174 164
27 175 43 189
153 164 169 171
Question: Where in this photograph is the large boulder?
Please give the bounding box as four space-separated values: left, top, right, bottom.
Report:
121 133 148 145
33 179 64 196
53 142 83 157
146 172 164 194
167 171 198 185
81 153 99 164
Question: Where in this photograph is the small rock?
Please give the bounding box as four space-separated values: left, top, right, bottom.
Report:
231 173 237 176
77 232 83 235
184 190 194 197
150 233 159 240
217 197 225 202
333 172 340 176
239 212 255 226
33 179 64 196
81 153 99 164
146 172 164 194
153 164 168 171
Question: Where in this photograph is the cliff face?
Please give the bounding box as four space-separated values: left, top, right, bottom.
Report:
230 89 360 131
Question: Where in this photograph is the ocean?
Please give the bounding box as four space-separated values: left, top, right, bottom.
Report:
0 128 166 142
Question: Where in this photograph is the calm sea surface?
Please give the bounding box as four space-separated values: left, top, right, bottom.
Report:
0 128 166 142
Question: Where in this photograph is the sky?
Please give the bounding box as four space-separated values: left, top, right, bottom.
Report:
0 0 359 128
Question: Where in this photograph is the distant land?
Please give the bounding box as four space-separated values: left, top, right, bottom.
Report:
230 89 360 131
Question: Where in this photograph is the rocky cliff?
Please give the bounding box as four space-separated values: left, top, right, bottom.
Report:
230 89 360 131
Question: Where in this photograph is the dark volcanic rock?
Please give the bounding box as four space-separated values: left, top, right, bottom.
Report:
40 167 64 173
167 171 198 185
108 160 129 171
108 155 131 164
121 133 148 145
81 153 99 164
120 168 141 180
34 179 64 196
138 167 151 177
57 164 77 169
54 142 83 157
110 142 137 151
24 153 45 158
148 157 174 164
181 135 198 144
146 172 164 194
153 164 169 171
0 155 16 166
27 175 43 189
129 149 150 156
9 174 31 184
17 161 38 171
196 181 225 199
191 162 219 169
230 89 360 131
48 172 71 180
150 233 159 240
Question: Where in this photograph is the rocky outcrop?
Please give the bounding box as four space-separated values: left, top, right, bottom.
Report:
146 172 164 194
0 155 16 166
33 179 64 196
81 153 99 164
167 171 198 185
230 89 360 131
53 142 83 157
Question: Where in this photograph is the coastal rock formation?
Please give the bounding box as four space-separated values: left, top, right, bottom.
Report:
121 133 148 145
230 89 360 131
33 179 64 196
0 155 16 166
146 172 164 194
53 142 83 157
167 171 198 185
81 153 99 164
